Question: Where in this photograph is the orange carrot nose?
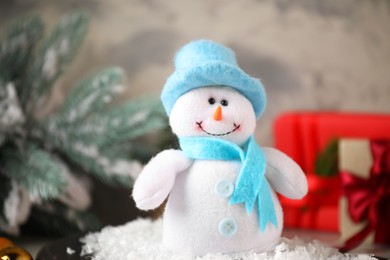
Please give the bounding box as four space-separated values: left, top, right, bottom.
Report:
213 105 222 121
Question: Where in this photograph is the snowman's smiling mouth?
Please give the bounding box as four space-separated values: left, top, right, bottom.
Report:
196 121 241 136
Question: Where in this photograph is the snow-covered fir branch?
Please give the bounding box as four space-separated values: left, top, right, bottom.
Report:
0 11 168 236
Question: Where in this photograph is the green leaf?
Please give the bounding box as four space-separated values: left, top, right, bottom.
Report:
20 12 89 112
0 16 44 83
0 81 25 133
56 67 124 124
1 143 66 200
315 138 339 177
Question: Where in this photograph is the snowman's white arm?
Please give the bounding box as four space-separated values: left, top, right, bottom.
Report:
263 147 308 199
132 149 192 210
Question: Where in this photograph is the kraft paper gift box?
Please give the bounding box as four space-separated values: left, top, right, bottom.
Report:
338 138 390 251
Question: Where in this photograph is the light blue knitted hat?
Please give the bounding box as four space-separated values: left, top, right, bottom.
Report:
161 40 266 118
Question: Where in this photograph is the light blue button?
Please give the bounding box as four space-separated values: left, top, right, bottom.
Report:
218 218 237 237
215 179 234 197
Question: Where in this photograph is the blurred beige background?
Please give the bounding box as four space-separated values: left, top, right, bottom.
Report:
1 0 389 146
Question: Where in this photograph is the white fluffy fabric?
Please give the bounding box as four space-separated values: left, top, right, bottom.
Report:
133 85 309 254
132 146 307 255
263 147 308 199
80 218 373 260
169 86 256 145
132 149 192 210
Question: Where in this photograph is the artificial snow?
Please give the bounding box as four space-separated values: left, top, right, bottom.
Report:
80 218 373 260
129 111 149 125
0 83 25 130
3 181 20 227
66 247 75 255
42 38 69 80
73 142 142 178
102 95 112 103
0 181 31 235
69 91 101 121
111 83 124 94
42 47 58 79
74 142 100 158
59 39 69 56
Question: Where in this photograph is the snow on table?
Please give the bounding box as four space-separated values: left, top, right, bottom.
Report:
80 218 372 260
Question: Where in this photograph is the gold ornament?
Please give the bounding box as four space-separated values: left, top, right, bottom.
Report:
0 238 32 260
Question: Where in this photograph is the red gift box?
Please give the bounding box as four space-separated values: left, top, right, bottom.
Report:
273 112 390 231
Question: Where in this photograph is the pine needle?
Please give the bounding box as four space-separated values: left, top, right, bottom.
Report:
0 11 170 236
1 143 67 200
56 67 124 124
20 12 89 113
0 16 44 83
65 95 166 147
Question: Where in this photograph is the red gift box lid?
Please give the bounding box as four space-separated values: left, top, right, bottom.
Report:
274 112 390 175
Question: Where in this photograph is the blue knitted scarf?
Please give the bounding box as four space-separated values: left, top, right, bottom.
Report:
179 136 278 231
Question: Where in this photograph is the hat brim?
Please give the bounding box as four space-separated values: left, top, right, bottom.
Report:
161 61 266 118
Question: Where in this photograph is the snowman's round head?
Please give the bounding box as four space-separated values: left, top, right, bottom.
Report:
169 86 256 145
162 40 267 145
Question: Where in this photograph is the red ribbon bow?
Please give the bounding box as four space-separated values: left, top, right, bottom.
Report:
340 140 390 252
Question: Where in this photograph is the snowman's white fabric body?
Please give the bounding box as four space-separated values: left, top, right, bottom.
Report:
132 40 308 256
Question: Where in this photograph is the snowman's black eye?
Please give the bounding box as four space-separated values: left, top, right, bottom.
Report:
221 99 228 106
208 97 216 105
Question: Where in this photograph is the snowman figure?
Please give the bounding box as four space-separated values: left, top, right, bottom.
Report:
133 40 308 255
